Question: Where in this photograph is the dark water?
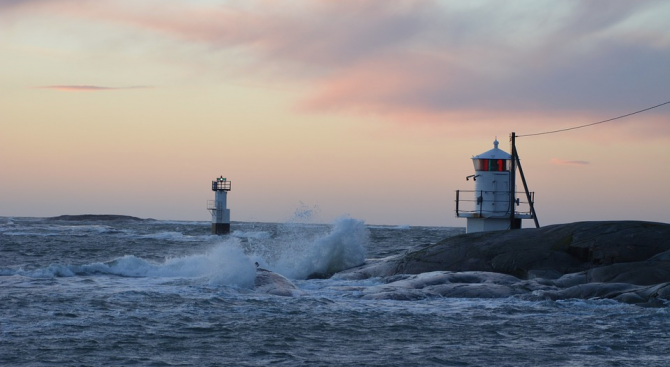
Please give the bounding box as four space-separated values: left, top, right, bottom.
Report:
1 217 668 366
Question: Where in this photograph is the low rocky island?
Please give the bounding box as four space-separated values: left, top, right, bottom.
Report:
50 214 147 222
336 221 670 306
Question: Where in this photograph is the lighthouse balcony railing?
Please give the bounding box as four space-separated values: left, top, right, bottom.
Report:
207 200 217 211
212 180 232 191
455 190 535 218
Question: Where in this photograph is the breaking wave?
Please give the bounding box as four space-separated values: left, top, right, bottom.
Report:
250 216 369 279
1 216 369 286
3 239 257 288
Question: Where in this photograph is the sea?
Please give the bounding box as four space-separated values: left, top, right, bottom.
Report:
1 215 668 366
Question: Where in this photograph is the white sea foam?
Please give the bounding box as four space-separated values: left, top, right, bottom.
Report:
153 220 208 226
3 216 368 288
217 216 368 282
138 231 204 242
90 239 256 288
255 216 368 280
231 230 272 239
367 224 410 230
8 239 256 289
53 224 118 234
0 223 124 236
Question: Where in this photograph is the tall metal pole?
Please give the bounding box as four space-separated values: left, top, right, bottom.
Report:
509 132 517 229
513 146 540 228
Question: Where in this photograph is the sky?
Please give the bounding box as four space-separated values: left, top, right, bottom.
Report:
1 0 669 227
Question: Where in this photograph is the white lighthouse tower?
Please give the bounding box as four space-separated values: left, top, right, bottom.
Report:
456 138 535 233
208 176 231 235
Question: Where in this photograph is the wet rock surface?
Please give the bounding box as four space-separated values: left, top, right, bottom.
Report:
337 221 670 306
255 268 302 297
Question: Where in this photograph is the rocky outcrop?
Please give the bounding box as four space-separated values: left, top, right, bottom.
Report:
337 221 670 306
254 268 302 297
50 214 146 221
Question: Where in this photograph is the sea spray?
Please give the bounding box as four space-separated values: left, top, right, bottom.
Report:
99 238 256 288
255 216 369 280
204 241 256 287
3 215 369 287
9 238 257 289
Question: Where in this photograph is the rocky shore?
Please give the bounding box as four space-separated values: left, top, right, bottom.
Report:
336 221 670 306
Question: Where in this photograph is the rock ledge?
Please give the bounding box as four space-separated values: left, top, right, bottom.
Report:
338 221 670 306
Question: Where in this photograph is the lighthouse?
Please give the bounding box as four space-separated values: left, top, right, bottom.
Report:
455 138 536 233
208 176 231 235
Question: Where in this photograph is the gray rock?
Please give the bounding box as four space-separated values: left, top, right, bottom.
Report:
359 271 527 300
585 260 670 285
533 282 670 306
254 268 301 297
340 221 670 280
337 221 670 305
527 269 562 280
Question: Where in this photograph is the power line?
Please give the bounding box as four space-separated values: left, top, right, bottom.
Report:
517 100 670 138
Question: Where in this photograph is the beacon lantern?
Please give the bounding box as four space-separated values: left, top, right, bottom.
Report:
208 176 231 235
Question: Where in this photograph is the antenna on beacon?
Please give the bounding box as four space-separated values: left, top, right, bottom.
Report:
207 176 232 235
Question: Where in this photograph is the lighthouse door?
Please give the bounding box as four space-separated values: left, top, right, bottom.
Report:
493 173 510 216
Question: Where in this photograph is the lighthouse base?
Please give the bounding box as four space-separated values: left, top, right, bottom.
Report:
466 217 521 233
212 223 231 235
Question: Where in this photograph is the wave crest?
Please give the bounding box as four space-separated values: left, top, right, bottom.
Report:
257 216 368 279
3 240 256 289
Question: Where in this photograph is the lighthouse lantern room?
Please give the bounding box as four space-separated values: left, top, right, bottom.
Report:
208 176 231 235
455 138 536 233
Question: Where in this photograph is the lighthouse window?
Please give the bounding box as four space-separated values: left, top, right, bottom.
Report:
473 159 509 171
493 159 507 171
491 159 509 171
473 159 489 171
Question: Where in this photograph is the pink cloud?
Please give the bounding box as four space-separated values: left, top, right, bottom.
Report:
10 0 670 135
550 159 590 166
37 85 150 92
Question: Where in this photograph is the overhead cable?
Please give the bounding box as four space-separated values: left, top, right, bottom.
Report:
517 100 670 138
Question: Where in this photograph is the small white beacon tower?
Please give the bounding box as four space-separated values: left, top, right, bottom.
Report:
456 139 532 233
208 176 231 235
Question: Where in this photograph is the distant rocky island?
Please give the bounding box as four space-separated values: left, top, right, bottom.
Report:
49 214 147 221
337 221 670 306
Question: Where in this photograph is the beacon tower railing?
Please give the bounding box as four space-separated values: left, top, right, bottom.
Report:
455 190 535 219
